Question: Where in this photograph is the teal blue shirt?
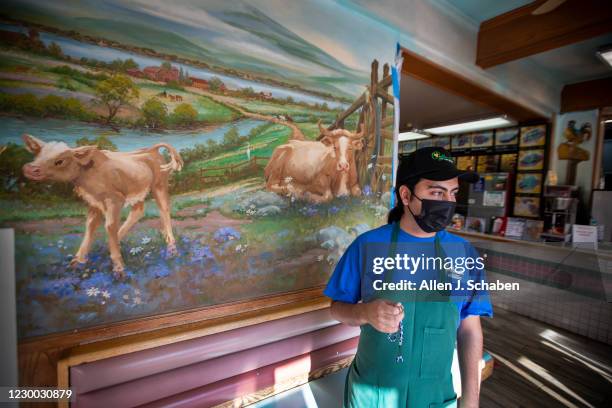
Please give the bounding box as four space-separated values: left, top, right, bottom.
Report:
323 223 493 326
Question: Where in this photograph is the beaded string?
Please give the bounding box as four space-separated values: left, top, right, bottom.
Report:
385 222 405 363
386 303 404 363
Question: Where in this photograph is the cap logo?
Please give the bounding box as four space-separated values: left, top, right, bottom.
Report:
431 151 453 163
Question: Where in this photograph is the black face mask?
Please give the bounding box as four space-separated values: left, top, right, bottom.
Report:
406 192 456 233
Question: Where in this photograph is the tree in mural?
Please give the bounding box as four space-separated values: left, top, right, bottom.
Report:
141 97 168 129
171 103 198 126
95 74 139 124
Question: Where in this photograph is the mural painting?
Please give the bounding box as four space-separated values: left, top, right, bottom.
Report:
0 0 396 338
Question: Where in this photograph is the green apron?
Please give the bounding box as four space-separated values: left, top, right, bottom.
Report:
344 222 459 408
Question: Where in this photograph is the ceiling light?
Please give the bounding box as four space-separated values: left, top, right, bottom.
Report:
596 45 612 69
424 116 516 135
398 131 430 141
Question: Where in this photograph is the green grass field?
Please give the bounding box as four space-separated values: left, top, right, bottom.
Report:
184 123 291 172
122 83 242 124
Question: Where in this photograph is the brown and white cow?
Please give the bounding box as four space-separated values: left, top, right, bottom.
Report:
264 122 363 203
21 134 183 278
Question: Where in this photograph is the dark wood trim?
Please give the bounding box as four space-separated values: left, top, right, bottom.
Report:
561 76 612 113
400 48 546 123
477 0 612 68
592 109 606 194
19 286 325 351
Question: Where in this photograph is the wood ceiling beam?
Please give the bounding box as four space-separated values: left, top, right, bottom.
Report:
561 76 612 113
476 0 612 69
401 48 546 123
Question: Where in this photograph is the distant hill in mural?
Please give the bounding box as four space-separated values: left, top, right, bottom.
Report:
2 0 367 98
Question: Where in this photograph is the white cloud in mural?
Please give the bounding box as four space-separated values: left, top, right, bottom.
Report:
248 0 395 73
123 0 341 77
123 0 245 35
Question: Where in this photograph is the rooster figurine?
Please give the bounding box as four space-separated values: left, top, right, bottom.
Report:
557 119 592 184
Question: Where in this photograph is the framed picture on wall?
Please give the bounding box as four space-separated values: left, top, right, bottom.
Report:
432 136 451 149
499 153 517 172
452 134 471 150
520 125 546 147
471 131 494 149
514 196 541 217
495 128 519 147
516 173 543 194
518 149 545 170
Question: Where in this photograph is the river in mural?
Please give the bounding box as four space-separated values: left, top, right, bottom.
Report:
0 0 396 339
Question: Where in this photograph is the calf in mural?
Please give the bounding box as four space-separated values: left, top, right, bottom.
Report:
21 134 184 278
264 121 364 203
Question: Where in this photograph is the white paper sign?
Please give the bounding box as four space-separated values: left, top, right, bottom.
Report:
572 224 598 249
483 191 505 207
505 218 525 238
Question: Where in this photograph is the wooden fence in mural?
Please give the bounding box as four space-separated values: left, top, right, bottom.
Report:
318 59 394 195
198 155 268 184
172 155 269 191
172 60 395 194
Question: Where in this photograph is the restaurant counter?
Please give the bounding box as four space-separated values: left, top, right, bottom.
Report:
450 229 612 346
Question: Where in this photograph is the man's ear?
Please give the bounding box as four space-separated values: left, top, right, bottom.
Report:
399 185 411 205
22 134 45 155
71 145 98 166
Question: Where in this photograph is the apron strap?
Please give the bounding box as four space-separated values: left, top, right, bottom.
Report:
385 222 451 297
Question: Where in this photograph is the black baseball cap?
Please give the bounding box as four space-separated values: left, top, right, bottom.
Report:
396 146 479 185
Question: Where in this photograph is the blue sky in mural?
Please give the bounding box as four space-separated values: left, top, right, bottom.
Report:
6 0 400 97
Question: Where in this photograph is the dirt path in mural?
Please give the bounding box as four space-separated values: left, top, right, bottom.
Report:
7 209 251 236
185 86 306 141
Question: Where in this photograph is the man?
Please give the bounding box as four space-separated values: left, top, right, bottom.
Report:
324 146 493 408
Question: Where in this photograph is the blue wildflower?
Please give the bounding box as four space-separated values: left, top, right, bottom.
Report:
191 245 214 263
213 227 241 243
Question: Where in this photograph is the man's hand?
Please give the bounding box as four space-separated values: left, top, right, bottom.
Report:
361 299 404 333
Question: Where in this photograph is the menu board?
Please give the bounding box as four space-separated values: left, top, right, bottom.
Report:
520 125 546 147
417 138 433 149
516 173 543 194
452 134 471 150
400 140 417 154
471 131 494 149
518 149 545 171
432 136 451 149
495 128 519 147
